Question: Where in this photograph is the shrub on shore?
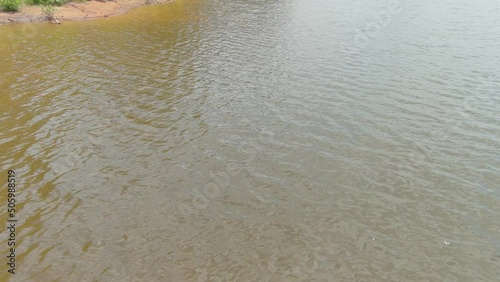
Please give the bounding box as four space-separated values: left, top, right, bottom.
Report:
41 3 53 18
0 0 22 11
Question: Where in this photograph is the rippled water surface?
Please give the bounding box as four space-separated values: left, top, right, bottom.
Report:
1 0 499 281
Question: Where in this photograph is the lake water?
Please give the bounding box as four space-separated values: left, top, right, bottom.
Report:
0 0 499 281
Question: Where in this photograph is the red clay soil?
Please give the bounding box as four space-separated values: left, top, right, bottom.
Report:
0 0 172 24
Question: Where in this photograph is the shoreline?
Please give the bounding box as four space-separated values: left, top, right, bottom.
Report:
0 0 173 24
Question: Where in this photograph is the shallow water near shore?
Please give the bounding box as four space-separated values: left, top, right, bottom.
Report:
1 0 499 280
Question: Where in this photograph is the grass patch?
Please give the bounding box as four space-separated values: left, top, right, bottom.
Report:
25 0 67 6
50 0 66 6
0 0 22 12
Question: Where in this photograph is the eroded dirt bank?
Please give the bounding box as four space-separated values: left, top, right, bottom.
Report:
0 0 173 24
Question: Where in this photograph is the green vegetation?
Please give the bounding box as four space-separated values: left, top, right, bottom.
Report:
49 0 66 6
41 4 54 18
0 0 22 12
1 0 71 14
25 0 67 6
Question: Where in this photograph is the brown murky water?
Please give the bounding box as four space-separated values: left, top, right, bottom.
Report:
1 0 499 281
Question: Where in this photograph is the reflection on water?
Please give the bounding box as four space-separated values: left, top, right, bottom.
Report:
1 0 499 280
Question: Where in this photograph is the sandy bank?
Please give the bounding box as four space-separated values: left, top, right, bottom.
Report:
0 0 173 24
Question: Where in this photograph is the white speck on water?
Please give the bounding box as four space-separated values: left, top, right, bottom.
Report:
441 239 451 246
